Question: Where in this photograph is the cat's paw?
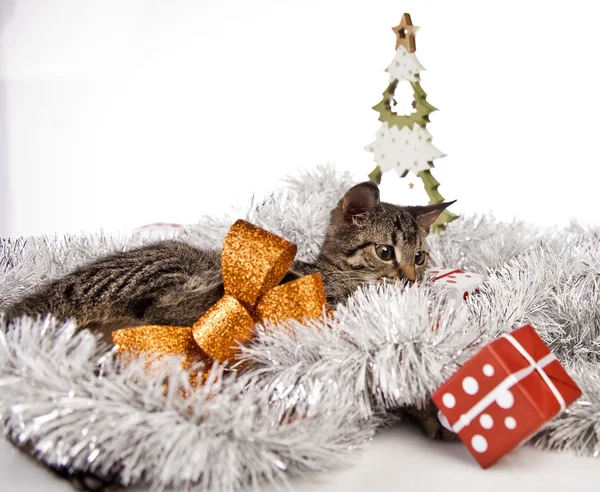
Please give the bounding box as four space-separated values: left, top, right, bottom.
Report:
400 400 460 442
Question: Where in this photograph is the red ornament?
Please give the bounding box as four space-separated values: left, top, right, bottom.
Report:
432 324 582 468
429 268 484 302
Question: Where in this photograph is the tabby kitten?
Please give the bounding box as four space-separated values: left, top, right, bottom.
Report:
5 181 456 441
5 181 453 342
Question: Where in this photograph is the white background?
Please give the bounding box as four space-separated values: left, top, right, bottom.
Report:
1 0 599 238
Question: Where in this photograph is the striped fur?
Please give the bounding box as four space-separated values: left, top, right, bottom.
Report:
5 183 452 343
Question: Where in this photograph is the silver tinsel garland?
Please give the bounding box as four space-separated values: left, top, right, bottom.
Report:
1 165 599 490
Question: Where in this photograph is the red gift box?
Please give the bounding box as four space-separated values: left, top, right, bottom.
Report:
432 324 582 468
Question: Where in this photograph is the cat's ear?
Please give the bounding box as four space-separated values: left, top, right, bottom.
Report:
407 200 456 231
339 182 380 222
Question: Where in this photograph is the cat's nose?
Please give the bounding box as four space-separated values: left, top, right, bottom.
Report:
400 265 417 281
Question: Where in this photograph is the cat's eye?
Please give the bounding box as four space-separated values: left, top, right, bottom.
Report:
375 244 395 261
414 250 427 266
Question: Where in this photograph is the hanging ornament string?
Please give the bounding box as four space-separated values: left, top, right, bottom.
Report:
113 220 328 366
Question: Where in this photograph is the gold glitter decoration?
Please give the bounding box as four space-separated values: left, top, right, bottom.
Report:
192 295 254 361
193 220 327 360
254 273 326 323
112 219 329 370
112 325 203 368
221 220 297 309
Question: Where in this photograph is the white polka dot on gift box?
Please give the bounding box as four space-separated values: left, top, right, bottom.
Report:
496 389 515 409
442 393 456 408
479 413 494 429
462 376 479 395
483 364 495 377
471 434 488 453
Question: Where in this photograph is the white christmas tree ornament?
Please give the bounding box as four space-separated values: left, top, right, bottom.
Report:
366 12 458 230
365 122 444 177
386 45 424 83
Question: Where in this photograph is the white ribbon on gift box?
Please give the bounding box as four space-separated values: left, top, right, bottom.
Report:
439 333 566 434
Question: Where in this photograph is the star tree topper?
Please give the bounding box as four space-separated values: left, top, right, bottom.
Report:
392 13 419 52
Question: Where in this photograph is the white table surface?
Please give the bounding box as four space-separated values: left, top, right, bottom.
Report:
1 421 597 491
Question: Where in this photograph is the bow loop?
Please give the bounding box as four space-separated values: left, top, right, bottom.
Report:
221 220 297 309
254 273 326 323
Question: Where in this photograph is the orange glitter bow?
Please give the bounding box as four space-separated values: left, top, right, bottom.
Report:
112 220 328 366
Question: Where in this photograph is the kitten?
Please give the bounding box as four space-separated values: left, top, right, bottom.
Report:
4 181 455 440
5 182 452 338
